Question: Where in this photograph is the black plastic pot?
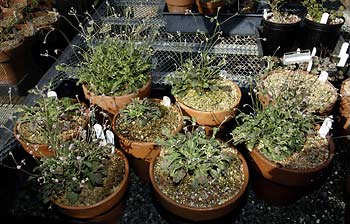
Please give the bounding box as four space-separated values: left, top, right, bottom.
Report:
301 17 345 55
261 18 301 56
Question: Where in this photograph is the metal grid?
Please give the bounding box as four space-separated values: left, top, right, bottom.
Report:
0 0 263 161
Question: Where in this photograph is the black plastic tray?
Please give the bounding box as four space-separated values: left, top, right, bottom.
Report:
162 4 262 35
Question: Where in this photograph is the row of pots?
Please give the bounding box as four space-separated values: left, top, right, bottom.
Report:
261 12 345 57
14 74 349 223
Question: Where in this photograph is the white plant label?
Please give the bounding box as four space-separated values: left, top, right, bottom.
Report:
307 47 317 72
338 42 349 57
94 124 106 146
318 71 328 83
47 91 58 99
105 130 115 145
337 53 349 67
263 9 268 19
319 116 333 138
161 96 171 107
105 130 115 153
320 13 329 24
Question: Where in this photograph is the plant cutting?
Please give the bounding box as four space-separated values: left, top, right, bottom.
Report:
301 0 345 54
230 82 336 187
257 68 338 116
260 0 303 56
56 14 157 115
165 23 241 132
14 87 89 158
112 97 183 182
149 126 249 222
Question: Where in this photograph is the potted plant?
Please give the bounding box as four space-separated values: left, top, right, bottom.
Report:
112 97 183 182
301 0 345 55
339 78 350 138
260 0 304 56
195 0 225 15
149 126 249 222
14 87 89 158
165 26 241 134
230 83 336 187
29 111 130 221
166 0 195 14
57 20 157 115
257 68 338 116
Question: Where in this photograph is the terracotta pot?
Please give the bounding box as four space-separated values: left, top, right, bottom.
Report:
14 122 54 158
0 7 23 20
176 79 241 127
196 0 224 14
0 38 28 85
82 76 152 115
166 0 194 13
149 149 249 222
339 78 350 133
25 10 59 31
257 69 338 116
14 104 90 158
112 98 183 182
248 136 336 187
52 149 129 220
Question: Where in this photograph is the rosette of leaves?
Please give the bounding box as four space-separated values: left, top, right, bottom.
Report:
115 97 182 142
156 127 235 189
32 133 124 205
119 97 163 127
71 36 152 96
230 101 319 162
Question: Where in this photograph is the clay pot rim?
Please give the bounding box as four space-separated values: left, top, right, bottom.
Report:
250 135 336 174
82 75 152 99
51 148 129 210
149 146 250 212
175 79 242 114
112 98 184 145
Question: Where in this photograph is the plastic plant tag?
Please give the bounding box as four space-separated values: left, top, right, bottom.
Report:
338 42 349 57
263 9 268 19
307 47 317 72
320 13 329 24
161 96 171 107
318 116 333 138
94 124 107 146
105 130 115 145
105 130 115 153
337 54 349 67
47 91 58 99
283 49 311 65
318 71 328 83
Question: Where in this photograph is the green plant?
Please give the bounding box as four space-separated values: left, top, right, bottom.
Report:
302 0 344 23
156 127 236 189
165 16 239 112
261 0 301 23
119 97 163 127
115 97 182 142
56 7 158 96
15 86 87 146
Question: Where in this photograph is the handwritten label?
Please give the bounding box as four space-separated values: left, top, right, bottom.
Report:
318 116 333 138
320 13 329 24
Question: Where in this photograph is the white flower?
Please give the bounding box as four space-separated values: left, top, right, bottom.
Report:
76 156 81 160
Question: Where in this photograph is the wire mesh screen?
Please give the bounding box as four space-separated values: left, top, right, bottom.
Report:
0 0 264 161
